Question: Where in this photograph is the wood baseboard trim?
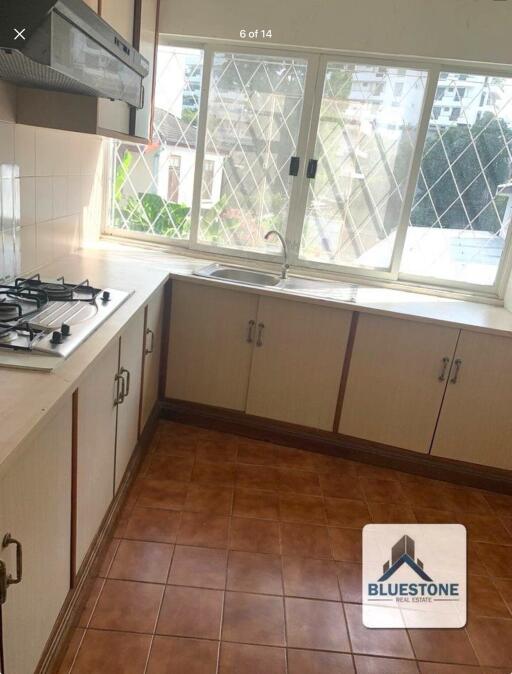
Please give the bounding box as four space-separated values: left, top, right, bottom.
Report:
36 403 160 674
161 398 512 494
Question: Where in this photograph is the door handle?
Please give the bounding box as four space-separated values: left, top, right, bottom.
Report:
246 320 256 343
438 357 450 381
120 367 131 397
145 328 155 355
306 158 318 179
450 358 462 384
289 156 300 176
256 322 265 347
0 534 23 605
114 372 125 405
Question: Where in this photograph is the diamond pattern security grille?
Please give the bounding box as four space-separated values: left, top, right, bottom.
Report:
111 46 204 239
197 52 307 252
300 63 427 269
401 73 512 285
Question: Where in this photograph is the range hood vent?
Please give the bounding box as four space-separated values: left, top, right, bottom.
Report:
0 0 149 108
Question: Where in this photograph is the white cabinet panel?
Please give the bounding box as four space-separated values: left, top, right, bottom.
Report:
141 284 165 431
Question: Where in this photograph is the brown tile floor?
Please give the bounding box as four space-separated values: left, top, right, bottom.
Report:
57 421 512 673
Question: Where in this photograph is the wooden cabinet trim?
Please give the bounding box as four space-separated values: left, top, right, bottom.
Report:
332 311 359 432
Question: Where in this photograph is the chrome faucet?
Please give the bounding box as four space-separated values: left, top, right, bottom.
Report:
264 230 289 279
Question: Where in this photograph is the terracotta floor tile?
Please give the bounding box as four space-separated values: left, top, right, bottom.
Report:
56 628 84 674
400 478 447 510
493 577 512 613
167 545 227 589
287 648 355 674
359 477 407 503
155 434 199 456
482 491 512 516
90 579 163 633
71 629 151 674
136 478 188 510
192 461 236 487
227 550 283 594
368 502 417 523
143 452 194 482
282 556 340 601
236 439 279 466
329 527 362 562
324 497 371 528
230 517 281 554
278 493 326 524
276 468 321 496
96 538 120 578
233 489 279 520
319 473 364 500
184 483 233 515
218 642 286 674
237 464 279 491
439 485 493 515
345 603 413 658
408 628 478 664
157 585 223 639
177 511 229 548
466 616 512 667
195 433 238 463
312 454 359 476
280 522 332 559
412 507 459 524
356 463 403 480
501 516 512 536
222 591 286 646
146 636 218 674
78 578 104 628
285 597 350 651
108 540 173 583
417 663 479 673
474 543 512 578
336 561 362 603
276 446 319 471
468 575 511 618
354 655 419 673
468 541 489 576
462 513 512 544
124 507 181 543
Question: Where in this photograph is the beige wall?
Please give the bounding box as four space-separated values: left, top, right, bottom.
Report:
160 0 512 65
0 82 104 281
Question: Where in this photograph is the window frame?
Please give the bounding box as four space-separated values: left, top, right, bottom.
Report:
104 36 512 301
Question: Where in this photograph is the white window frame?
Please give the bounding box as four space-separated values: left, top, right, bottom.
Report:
103 36 512 302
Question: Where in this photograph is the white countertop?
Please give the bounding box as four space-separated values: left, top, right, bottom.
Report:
2 240 512 476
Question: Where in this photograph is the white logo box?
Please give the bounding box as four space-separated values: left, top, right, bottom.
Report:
362 523 467 628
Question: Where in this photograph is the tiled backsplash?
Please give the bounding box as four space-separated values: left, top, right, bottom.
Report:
0 122 104 281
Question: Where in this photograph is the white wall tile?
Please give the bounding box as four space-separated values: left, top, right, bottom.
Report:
68 175 82 214
19 224 37 274
35 127 57 177
14 125 36 177
19 177 35 227
0 122 15 165
36 220 55 267
52 176 68 218
35 176 53 223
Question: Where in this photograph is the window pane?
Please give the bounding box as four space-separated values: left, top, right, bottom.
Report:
111 45 203 238
300 63 427 269
401 72 512 286
198 52 307 252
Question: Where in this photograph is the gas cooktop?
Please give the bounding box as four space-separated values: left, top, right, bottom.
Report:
0 274 131 364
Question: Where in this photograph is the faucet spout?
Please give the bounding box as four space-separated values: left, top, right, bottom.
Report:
264 230 289 279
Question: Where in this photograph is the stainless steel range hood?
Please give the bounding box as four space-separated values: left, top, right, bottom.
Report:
0 0 149 108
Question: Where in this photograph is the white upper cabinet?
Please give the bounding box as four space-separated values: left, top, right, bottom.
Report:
246 297 352 430
431 330 512 470
338 314 460 453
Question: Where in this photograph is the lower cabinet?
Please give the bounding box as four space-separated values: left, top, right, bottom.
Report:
140 283 165 430
338 314 460 453
245 297 352 429
0 400 72 674
431 330 512 470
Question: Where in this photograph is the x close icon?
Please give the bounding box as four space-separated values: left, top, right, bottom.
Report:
13 28 26 40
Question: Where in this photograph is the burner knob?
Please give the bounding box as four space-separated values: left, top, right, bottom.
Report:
61 323 71 337
101 290 111 302
51 331 62 345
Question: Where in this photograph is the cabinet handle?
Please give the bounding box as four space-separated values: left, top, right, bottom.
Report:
306 158 318 179
438 357 450 381
3 533 22 586
450 358 462 384
145 328 155 355
114 372 125 405
256 322 265 347
246 320 256 343
120 367 131 397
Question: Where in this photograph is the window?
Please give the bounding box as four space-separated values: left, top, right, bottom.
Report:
401 72 512 286
108 45 512 296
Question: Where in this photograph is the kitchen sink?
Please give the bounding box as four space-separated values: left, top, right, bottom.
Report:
194 263 281 287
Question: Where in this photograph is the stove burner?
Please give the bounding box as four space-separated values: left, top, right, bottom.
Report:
37 283 73 302
0 328 19 343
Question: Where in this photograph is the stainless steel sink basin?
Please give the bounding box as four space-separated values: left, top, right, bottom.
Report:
194 264 281 287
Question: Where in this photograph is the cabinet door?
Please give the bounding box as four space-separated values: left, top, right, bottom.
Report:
338 314 459 453
115 309 145 492
246 298 352 430
141 284 165 431
432 330 512 469
76 339 119 570
0 400 72 674
166 281 258 410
